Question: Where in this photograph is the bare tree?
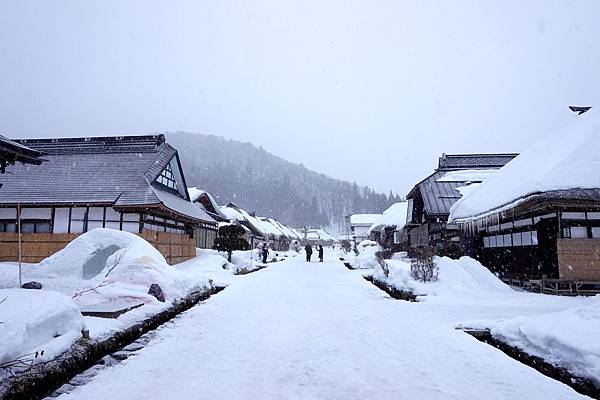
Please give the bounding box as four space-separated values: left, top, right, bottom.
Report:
410 246 438 282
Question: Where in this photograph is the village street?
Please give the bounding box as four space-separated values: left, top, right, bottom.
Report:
55 252 586 400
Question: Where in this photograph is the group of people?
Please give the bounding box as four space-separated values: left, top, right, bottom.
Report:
304 244 324 263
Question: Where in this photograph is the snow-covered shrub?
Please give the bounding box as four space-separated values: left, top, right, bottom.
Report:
290 240 301 252
340 240 351 254
410 247 438 282
350 241 382 269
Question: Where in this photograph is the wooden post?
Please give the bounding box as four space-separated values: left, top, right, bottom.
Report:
17 203 22 287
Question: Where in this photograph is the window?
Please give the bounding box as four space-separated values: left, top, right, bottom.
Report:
393 231 400 244
156 164 179 191
592 227 600 238
496 234 504 247
483 236 490 248
562 212 586 220
512 232 522 246
570 227 588 239
0 221 16 233
562 227 571 238
522 231 532 246
10 220 50 233
502 234 512 247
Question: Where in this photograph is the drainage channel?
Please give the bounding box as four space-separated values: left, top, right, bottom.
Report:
363 276 418 302
1 285 226 400
45 314 182 398
461 328 600 399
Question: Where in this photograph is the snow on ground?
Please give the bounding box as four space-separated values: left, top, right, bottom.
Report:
0 229 215 340
373 254 513 298
365 252 599 384
487 298 600 386
0 289 86 373
55 251 587 399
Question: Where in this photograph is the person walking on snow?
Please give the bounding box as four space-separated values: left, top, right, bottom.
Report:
317 245 324 262
305 244 313 262
261 244 269 264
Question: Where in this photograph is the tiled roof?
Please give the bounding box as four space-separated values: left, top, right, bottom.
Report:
408 153 517 216
0 134 212 223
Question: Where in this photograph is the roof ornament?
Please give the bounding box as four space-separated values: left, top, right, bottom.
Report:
569 106 592 115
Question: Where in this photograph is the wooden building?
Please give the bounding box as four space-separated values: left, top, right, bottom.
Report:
220 203 267 249
188 187 228 249
0 134 216 264
349 214 381 243
0 135 44 174
368 201 409 252
405 153 517 254
450 109 600 282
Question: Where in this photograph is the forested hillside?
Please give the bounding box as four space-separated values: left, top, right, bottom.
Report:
167 132 402 231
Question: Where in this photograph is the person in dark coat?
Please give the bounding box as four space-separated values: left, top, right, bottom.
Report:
305 244 313 262
317 245 324 262
262 244 269 263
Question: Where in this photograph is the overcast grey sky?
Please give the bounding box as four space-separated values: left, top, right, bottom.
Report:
1 1 598 195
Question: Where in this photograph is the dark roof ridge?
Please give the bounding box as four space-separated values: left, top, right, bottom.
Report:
16 134 165 154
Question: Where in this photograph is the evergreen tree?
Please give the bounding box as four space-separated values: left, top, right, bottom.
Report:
213 224 249 262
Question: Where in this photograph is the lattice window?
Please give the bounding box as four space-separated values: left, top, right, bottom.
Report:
156 164 179 191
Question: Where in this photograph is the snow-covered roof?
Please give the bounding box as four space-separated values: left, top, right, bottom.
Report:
350 214 382 225
220 205 245 221
436 169 498 183
369 201 409 233
450 109 600 222
258 217 284 238
188 187 228 220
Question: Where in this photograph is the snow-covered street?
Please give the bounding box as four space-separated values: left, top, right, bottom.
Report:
56 252 586 400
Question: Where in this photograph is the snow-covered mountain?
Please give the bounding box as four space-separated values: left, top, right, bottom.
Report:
166 132 401 231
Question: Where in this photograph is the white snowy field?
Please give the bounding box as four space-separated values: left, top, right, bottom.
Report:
56 251 588 400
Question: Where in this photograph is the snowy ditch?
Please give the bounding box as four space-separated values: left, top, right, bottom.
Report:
460 328 600 399
0 285 226 400
363 275 418 301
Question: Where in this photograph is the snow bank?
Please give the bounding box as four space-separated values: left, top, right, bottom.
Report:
450 110 600 221
373 255 512 298
0 229 211 306
0 288 85 368
350 240 381 269
489 297 600 385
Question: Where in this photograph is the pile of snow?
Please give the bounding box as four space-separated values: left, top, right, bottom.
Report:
373 255 512 298
0 288 86 370
451 110 600 221
368 201 409 233
0 229 211 306
488 297 600 385
350 240 381 269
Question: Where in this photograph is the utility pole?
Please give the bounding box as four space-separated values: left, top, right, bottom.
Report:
17 203 22 288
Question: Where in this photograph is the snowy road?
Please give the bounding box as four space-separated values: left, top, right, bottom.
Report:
57 254 586 399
